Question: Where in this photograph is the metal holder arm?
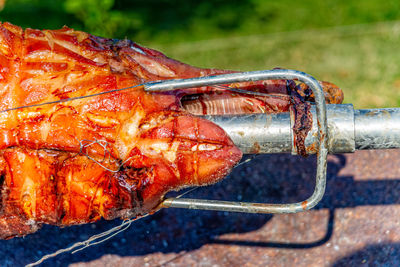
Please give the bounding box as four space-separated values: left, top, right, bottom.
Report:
145 69 328 214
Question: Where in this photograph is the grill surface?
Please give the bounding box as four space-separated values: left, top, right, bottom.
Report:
2 149 400 266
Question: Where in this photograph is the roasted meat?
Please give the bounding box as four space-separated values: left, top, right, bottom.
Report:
0 22 343 239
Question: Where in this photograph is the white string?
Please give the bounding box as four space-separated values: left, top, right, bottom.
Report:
26 215 148 267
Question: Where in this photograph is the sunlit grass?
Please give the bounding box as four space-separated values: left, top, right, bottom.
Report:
1 1 400 108
153 21 400 109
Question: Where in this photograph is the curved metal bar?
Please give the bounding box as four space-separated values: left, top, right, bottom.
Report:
147 69 328 213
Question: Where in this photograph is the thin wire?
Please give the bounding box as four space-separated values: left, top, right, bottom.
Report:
0 77 273 175
0 77 290 113
0 83 145 113
26 214 150 267
79 138 123 173
234 154 260 168
169 154 261 200
174 187 199 199
71 220 133 254
27 185 205 266
211 84 289 99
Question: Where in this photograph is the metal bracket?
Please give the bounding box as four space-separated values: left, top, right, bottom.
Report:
145 69 328 214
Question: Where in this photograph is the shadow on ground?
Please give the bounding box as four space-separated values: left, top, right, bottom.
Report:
332 243 400 267
1 153 400 266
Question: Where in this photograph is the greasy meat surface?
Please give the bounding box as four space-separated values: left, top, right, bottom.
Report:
0 22 343 239
182 80 343 115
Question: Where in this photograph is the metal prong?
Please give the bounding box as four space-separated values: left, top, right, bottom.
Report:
157 69 328 214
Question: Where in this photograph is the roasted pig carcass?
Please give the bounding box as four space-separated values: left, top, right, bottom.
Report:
0 22 343 239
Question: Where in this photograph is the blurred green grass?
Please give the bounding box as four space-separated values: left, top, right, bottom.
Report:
155 22 400 108
1 0 400 108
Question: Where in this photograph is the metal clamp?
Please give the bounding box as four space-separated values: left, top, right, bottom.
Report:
145 69 328 214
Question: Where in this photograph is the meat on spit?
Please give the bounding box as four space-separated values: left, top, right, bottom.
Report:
0 22 343 238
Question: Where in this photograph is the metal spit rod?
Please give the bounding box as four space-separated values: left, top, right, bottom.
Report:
205 104 400 155
168 105 400 214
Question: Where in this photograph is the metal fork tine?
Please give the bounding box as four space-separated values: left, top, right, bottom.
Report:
152 69 329 214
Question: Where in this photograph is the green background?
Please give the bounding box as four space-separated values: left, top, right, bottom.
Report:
1 0 400 108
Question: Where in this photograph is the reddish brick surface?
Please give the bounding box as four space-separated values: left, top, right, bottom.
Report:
2 150 400 266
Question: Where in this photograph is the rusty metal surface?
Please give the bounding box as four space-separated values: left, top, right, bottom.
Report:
2 149 400 266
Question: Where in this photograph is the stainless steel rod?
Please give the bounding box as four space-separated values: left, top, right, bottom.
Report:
202 112 292 154
161 198 306 214
355 108 400 150
306 104 355 154
205 104 400 154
